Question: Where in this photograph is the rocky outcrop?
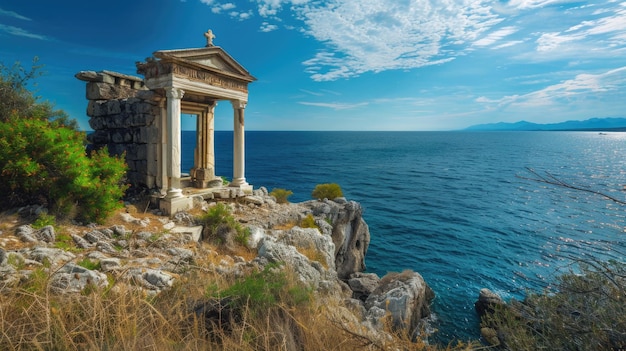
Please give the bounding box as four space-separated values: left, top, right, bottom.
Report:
0 195 434 341
365 270 435 335
301 199 370 279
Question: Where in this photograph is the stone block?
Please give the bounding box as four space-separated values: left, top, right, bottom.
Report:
135 160 147 173
106 100 121 115
87 100 108 117
159 196 192 217
87 82 128 100
147 158 158 177
88 130 110 144
88 117 105 130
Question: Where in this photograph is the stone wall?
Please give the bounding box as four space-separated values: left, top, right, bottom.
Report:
76 70 160 188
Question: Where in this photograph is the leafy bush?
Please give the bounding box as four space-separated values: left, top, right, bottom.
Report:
0 58 77 128
32 213 56 229
198 203 250 247
77 257 101 271
0 117 128 223
311 183 343 200
299 213 319 231
270 188 293 204
482 259 626 350
208 263 312 313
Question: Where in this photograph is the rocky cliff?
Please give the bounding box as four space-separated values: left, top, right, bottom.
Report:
0 188 434 342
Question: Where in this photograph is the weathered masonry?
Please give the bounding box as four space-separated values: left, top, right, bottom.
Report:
76 30 256 215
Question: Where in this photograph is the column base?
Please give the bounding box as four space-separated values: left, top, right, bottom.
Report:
229 178 253 195
159 196 192 217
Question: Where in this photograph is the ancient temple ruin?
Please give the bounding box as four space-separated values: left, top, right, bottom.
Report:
76 30 256 215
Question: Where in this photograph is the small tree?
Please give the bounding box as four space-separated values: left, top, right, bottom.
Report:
311 183 343 200
0 58 126 223
270 188 293 204
482 259 626 350
0 58 77 129
0 117 128 223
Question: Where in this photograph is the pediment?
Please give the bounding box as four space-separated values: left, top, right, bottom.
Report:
153 47 255 82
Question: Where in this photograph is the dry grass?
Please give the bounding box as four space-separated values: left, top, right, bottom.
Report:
296 245 329 269
0 262 479 351
273 221 297 231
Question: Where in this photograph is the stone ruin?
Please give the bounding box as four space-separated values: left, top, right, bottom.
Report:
76 31 256 215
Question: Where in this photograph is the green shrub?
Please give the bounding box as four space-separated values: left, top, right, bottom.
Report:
0 58 77 128
32 213 56 229
482 260 626 350
299 214 319 231
0 118 127 223
198 203 250 247
77 257 101 271
208 263 312 314
311 183 343 200
270 188 293 204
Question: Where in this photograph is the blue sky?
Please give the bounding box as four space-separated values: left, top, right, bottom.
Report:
1 0 625 131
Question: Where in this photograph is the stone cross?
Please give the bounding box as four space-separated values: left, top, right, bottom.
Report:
204 29 215 47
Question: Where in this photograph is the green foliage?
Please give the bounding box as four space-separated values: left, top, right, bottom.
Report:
270 188 293 204
53 233 80 252
208 263 312 314
77 258 101 271
299 213 319 231
0 118 128 223
311 183 343 200
234 227 251 247
0 58 77 129
7 253 25 270
482 260 626 350
32 213 56 229
198 203 250 247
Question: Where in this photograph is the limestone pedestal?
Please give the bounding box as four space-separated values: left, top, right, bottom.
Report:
159 196 192 216
229 181 253 195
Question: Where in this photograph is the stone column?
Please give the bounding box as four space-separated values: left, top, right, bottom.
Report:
159 86 192 216
193 101 218 188
230 100 251 193
164 87 185 197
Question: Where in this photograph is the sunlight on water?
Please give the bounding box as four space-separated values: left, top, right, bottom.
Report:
182 130 626 342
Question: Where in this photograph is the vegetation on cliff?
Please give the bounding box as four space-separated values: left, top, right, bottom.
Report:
0 59 127 223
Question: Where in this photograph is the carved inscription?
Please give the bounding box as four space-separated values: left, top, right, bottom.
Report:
171 65 248 93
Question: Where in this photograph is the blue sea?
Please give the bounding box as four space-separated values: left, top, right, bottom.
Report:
182 130 626 342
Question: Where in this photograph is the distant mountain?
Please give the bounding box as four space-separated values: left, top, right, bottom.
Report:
465 117 626 131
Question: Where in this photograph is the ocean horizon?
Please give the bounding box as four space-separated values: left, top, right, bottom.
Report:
182 130 626 341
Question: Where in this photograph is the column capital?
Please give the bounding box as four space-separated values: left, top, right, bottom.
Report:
231 100 247 109
164 87 185 99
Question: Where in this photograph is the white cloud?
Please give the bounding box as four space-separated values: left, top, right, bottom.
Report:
507 0 573 10
204 0 626 82
0 24 47 40
298 101 369 110
260 21 278 32
474 26 519 47
534 3 626 53
294 0 503 81
211 2 236 13
0 7 31 21
477 66 626 107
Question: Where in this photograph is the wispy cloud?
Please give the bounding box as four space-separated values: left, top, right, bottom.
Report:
211 2 236 13
204 0 626 82
260 21 278 32
298 101 369 110
477 66 626 107
534 2 626 53
474 26 519 47
0 7 31 21
0 24 47 40
507 0 573 10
